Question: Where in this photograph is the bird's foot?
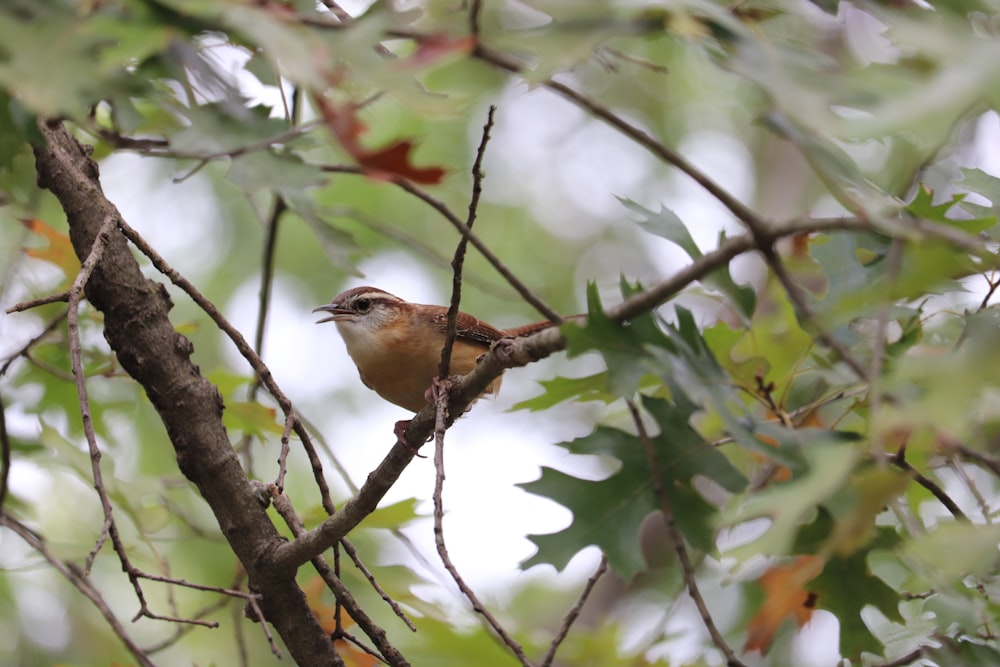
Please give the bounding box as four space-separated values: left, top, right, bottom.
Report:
394 419 427 458
424 376 452 406
424 376 473 415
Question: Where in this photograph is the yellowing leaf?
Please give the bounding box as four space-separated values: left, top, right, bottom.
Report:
745 555 823 655
21 218 79 287
304 577 378 667
828 467 910 557
223 401 283 438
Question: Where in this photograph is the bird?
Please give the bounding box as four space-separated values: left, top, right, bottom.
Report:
313 286 557 414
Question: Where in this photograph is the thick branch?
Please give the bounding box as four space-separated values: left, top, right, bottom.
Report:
31 120 339 664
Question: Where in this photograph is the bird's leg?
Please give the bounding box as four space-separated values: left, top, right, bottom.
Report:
424 376 473 415
424 375 449 406
394 419 427 457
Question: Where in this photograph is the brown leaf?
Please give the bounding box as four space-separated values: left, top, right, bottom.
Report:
745 555 823 655
316 98 446 184
790 232 812 258
356 139 446 184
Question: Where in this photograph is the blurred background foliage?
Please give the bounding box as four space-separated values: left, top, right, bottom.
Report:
3 0 1000 665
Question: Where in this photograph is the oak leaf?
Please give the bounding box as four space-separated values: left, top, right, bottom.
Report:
316 99 446 184
744 555 823 655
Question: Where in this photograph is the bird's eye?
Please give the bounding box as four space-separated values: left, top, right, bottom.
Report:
355 298 372 312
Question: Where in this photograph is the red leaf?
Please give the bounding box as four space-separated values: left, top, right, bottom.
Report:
406 34 477 68
745 555 823 655
356 140 445 184
316 98 446 185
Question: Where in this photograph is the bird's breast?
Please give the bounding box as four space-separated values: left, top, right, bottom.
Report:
337 322 500 412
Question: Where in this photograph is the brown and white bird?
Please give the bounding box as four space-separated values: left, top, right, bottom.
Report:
313 286 556 413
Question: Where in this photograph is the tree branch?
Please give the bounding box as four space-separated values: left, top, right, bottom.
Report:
1 515 157 667
31 119 340 664
269 216 862 570
626 400 748 667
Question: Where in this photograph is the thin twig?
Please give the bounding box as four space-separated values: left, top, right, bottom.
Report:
103 120 322 163
0 390 11 516
979 272 1000 310
65 213 126 574
324 204 514 298
439 105 496 380
340 538 417 631
626 400 748 667
595 46 670 73
5 291 69 313
253 196 287 368
1 515 157 667
280 416 418 630
468 0 484 37
0 310 66 377
432 387 535 666
955 444 1000 477
118 217 414 642
539 556 608 667
143 594 234 653
761 244 872 382
947 453 992 522
115 220 336 508
471 44 761 228
891 448 967 521
316 163 562 323
271 492 409 667
428 104 532 664
64 215 253 632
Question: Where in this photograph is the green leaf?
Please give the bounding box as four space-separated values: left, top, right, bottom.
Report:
170 103 292 156
520 451 656 579
620 197 699 256
223 401 283 439
652 307 810 472
521 387 745 579
900 522 1000 589
285 194 362 276
818 553 900 658
560 281 668 397
227 151 327 194
925 637 1000 667
641 395 747 494
619 198 755 318
720 442 861 559
0 4 151 117
511 371 618 411
363 498 423 529
759 111 897 215
793 509 903 658
712 281 813 389
956 167 1000 226
905 183 994 235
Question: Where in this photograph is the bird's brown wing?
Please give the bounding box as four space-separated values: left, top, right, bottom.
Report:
428 306 505 347
429 306 578 344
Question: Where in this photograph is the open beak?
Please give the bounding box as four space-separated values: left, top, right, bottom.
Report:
313 303 351 324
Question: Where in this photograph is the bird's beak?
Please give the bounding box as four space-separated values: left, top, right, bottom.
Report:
313 303 351 324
